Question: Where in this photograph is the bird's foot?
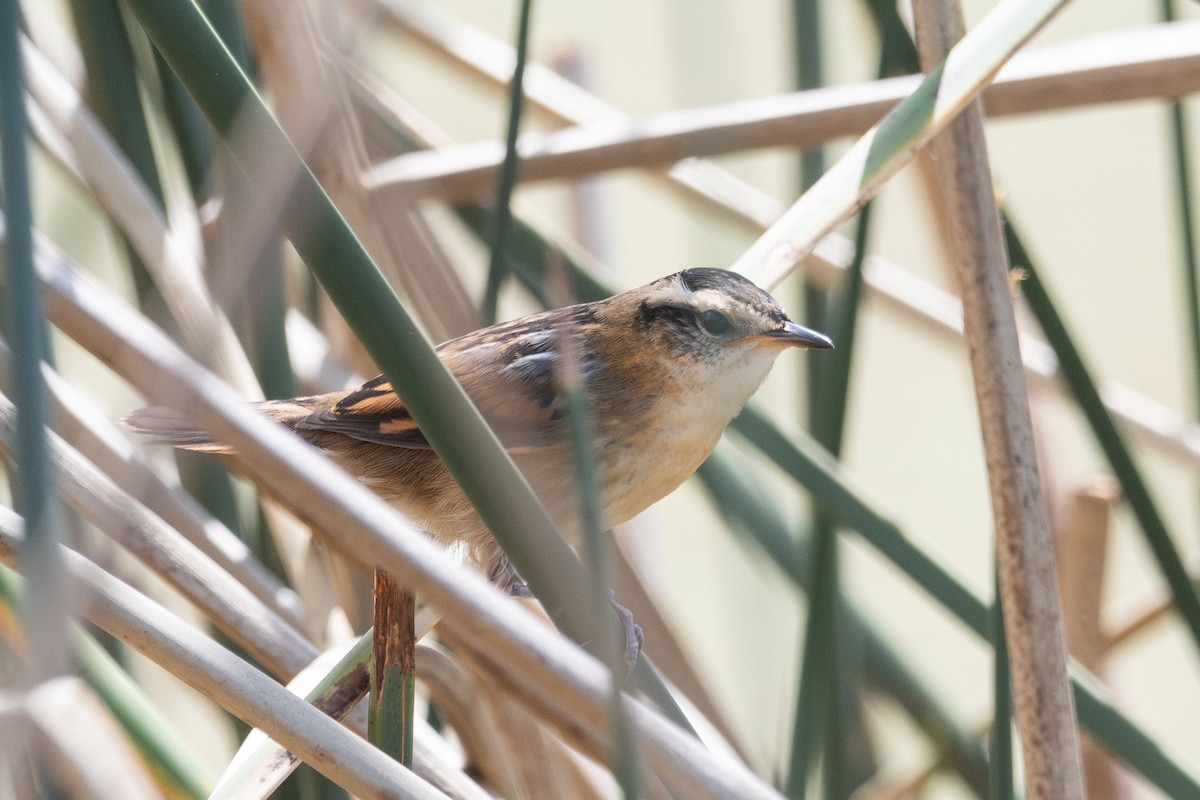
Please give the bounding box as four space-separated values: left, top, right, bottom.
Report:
611 594 644 676
507 582 535 599
507 583 642 674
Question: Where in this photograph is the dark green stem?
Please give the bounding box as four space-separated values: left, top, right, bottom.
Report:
481 0 534 324
1 0 68 678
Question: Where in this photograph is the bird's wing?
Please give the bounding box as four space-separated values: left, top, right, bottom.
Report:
295 323 580 452
296 374 432 449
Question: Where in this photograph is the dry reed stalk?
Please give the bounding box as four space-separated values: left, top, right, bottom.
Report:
20 30 346 643
409 715 498 800
0 392 316 680
0 513 487 799
205 631 487 800
242 0 475 349
914 0 1083 797
43 547 447 798
0 340 302 627
416 642 527 798
21 36 260 398
366 6 1200 202
463 661 572 800
1057 479 1120 672
1057 480 1135 800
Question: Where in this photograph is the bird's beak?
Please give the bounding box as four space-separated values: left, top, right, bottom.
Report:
738 321 834 350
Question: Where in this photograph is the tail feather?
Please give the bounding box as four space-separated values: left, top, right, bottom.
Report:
122 406 232 453
124 396 334 454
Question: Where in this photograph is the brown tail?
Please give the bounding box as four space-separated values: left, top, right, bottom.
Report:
123 397 331 454
122 405 232 453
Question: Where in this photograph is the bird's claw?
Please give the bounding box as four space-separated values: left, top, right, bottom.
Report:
611 595 644 676
507 582 535 599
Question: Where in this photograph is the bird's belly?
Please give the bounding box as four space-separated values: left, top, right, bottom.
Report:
597 424 720 527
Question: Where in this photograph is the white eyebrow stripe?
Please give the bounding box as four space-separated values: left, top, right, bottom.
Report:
645 275 695 307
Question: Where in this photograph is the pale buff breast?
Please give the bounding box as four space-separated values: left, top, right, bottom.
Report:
597 423 722 528
593 344 782 528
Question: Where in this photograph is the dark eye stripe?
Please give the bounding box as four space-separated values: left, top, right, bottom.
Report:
636 301 693 329
637 301 739 340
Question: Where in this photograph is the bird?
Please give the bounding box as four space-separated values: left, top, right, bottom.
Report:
127 267 832 595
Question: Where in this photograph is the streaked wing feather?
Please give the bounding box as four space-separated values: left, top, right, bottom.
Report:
296 374 430 448
295 326 575 451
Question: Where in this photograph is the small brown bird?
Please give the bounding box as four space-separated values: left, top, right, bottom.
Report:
127 268 831 591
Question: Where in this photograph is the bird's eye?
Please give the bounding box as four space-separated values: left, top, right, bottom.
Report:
699 309 731 336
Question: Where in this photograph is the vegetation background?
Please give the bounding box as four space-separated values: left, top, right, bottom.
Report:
2 0 1199 798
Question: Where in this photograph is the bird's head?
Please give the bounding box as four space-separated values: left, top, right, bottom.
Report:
631 266 831 356
601 267 833 420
